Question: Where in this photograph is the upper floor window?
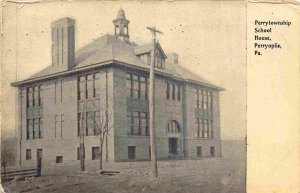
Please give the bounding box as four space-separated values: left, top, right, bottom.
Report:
26 85 43 140
155 48 165 69
167 120 181 133
195 88 212 109
27 85 42 108
26 118 43 140
155 57 165 69
166 81 181 101
139 54 151 65
127 111 149 136
195 118 213 138
54 80 63 104
126 73 148 100
78 110 100 137
78 72 100 100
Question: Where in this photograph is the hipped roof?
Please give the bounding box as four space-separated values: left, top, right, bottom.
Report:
11 34 224 91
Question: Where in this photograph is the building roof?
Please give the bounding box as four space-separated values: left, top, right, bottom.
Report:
134 42 167 59
11 34 224 91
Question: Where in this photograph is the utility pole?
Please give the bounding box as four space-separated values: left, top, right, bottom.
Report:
147 26 163 179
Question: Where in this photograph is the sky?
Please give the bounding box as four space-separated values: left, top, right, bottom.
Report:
2 1 246 140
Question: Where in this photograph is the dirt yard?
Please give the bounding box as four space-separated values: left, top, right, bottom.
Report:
3 140 245 193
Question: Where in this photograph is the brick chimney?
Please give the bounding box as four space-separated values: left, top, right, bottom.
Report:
51 18 75 71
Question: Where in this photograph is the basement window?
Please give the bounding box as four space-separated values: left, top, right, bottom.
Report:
26 149 32 160
56 156 63 163
92 147 100 160
197 146 202 157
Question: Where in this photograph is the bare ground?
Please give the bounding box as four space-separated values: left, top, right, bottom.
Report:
3 140 245 193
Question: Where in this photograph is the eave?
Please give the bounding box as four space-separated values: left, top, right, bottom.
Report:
11 60 224 91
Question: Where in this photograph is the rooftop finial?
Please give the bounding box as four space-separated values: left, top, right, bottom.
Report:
117 8 126 19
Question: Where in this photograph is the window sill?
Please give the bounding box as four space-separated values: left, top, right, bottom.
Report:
127 135 150 138
194 137 215 140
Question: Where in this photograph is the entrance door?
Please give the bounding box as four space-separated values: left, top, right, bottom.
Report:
36 149 43 176
168 138 177 155
37 149 43 160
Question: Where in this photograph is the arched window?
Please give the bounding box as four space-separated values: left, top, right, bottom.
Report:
124 26 128 35
115 26 119 35
167 120 181 133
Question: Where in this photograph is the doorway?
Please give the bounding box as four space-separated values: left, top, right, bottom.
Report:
128 146 136 160
36 149 43 176
168 138 177 155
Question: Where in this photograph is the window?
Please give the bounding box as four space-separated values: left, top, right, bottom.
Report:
171 83 176 100
27 118 43 140
127 111 149 136
33 86 39 107
203 90 208 109
166 81 180 101
60 114 64 138
133 112 140 135
27 119 33 140
56 156 63 163
204 119 208 138
195 118 213 138
195 88 213 110
140 77 147 100
126 73 148 100
55 115 58 138
26 149 32 160
87 74 93 99
210 120 214 138
94 111 100 135
78 72 100 100
33 118 39 139
92 147 100 160
197 146 202 157
54 80 63 103
167 120 181 133
140 112 148 135
78 111 100 137
177 85 181 101
39 118 43 139
127 111 133 135
79 76 86 100
128 146 136 160
133 75 139 99
115 25 119 34
210 146 215 157
26 85 43 140
166 82 170 99
155 56 165 69
140 54 150 65
86 111 95 136
126 73 132 98
94 73 100 98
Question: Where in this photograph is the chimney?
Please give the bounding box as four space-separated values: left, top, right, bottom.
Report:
167 53 179 65
51 18 75 71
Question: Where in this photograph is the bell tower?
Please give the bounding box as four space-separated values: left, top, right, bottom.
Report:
113 8 130 41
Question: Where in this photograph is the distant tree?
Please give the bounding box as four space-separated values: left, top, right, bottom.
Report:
95 106 112 170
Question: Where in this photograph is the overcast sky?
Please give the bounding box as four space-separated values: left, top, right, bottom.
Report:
2 1 246 140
